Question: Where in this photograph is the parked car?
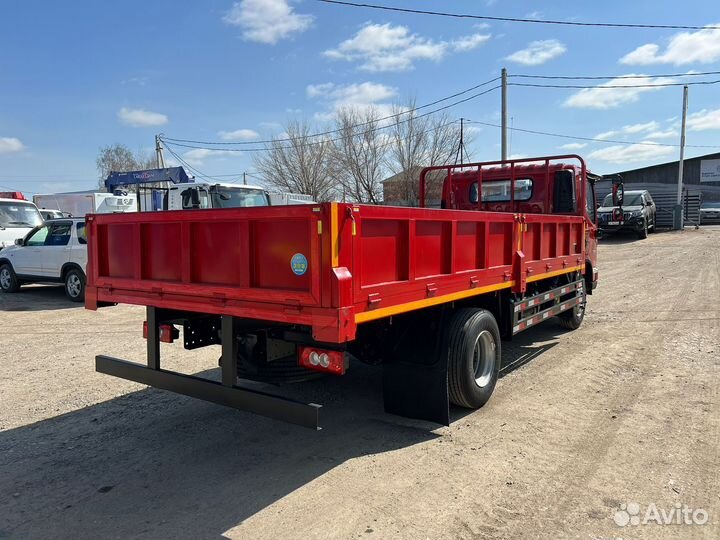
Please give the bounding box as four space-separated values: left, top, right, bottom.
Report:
699 201 720 225
597 189 656 239
39 208 72 221
0 218 87 301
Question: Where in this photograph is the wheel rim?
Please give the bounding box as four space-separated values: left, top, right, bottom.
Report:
0 268 10 289
67 274 81 297
472 330 496 388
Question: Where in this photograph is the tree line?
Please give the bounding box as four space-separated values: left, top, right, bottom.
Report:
254 103 468 205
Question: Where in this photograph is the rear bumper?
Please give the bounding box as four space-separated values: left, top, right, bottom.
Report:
599 217 645 233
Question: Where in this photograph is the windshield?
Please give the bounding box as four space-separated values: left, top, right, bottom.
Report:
701 201 720 209
210 187 269 208
602 192 644 207
0 201 43 228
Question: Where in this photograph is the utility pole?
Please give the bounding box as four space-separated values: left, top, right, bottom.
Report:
501 67 508 162
674 85 688 230
243 172 247 185
155 135 166 169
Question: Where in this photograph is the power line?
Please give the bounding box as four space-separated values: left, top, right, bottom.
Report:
160 77 501 146
315 0 720 30
163 86 501 153
512 71 720 81
464 119 720 149
509 79 720 89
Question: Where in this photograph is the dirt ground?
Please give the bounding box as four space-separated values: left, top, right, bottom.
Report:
1 226 718 540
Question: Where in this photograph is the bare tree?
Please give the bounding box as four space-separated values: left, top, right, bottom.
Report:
332 107 387 204
385 102 464 206
96 144 156 189
254 121 337 201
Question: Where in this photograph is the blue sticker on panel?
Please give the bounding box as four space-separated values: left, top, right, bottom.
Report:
291 253 308 276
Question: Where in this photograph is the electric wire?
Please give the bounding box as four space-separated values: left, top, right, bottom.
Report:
464 119 720 149
162 85 501 153
159 77 501 146
315 0 720 30
511 71 720 81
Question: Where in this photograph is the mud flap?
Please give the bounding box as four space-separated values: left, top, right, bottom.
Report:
382 360 450 425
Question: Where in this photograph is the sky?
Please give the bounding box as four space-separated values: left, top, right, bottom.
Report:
1 0 720 195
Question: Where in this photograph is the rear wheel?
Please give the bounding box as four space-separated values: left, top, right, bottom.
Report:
447 308 501 409
64 268 85 302
0 264 20 293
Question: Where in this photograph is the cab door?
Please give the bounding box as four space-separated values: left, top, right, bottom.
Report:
583 177 598 269
10 226 50 276
40 221 73 278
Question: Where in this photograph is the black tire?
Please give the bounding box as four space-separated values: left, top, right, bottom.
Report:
637 218 648 239
558 282 587 330
64 268 85 302
0 263 20 293
649 215 656 232
447 308 501 409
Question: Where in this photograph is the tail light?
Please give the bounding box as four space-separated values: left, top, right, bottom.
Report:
142 321 179 343
298 346 347 375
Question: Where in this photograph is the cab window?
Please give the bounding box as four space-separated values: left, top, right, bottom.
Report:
469 178 533 203
585 179 596 222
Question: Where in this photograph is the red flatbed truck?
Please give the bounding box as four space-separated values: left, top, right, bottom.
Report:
85 156 601 429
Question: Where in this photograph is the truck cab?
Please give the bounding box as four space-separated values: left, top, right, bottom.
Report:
428 157 600 291
164 182 270 211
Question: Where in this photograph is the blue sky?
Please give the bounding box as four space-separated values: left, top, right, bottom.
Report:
1 0 720 194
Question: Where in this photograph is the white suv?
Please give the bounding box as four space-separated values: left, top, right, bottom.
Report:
0 218 88 301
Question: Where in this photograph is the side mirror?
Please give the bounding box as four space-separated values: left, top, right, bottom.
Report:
14 238 24 246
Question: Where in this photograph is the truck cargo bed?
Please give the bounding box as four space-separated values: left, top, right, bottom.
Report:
86 203 586 343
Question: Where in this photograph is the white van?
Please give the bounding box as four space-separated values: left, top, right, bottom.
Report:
0 197 44 249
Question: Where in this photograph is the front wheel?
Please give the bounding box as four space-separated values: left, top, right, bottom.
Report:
637 218 648 239
0 264 20 293
64 268 85 302
447 308 501 409
558 282 587 330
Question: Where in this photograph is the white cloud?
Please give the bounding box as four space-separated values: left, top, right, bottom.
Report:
595 130 618 140
0 137 25 154
183 148 238 166
687 108 720 131
506 39 566 65
217 128 260 141
622 121 659 134
593 121 661 141
451 33 492 52
324 23 489 72
564 75 674 109
118 107 168 127
645 129 678 139
620 24 720 65
223 0 313 45
306 81 397 118
559 142 587 150
588 142 674 164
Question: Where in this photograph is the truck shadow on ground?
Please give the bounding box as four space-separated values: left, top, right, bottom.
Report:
0 322 565 540
0 285 78 312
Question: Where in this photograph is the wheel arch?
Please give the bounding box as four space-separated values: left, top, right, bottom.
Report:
61 262 85 279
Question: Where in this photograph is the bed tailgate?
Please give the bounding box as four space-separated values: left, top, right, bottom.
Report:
83 204 346 331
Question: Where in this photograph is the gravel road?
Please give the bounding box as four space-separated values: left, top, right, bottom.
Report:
1 227 718 540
